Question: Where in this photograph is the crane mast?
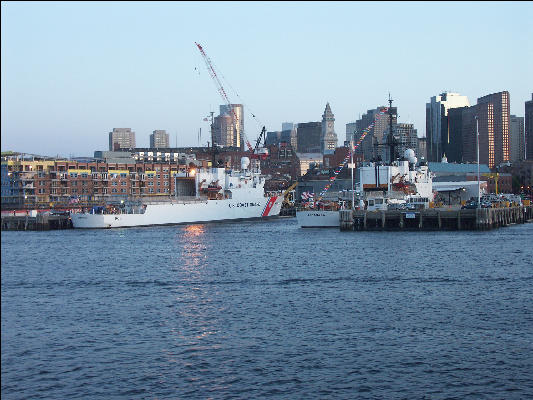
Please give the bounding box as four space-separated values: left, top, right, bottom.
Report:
195 42 253 153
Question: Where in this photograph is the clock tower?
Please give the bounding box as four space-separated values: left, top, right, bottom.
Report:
321 102 338 154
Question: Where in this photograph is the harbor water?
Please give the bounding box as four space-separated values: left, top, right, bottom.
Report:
2 219 533 399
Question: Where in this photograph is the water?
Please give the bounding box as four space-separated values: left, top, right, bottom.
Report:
2 219 533 399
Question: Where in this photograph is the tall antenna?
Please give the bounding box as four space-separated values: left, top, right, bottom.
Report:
387 93 397 163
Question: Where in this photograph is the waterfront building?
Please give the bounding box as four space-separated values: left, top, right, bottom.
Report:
296 122 322 153
321 103 338 154
510 115 525 162
1 160 20 206
425 92 470 162
150 130 170 149
261 143 300 190
109 128 136 151
0 154 213 207
526 94 533 159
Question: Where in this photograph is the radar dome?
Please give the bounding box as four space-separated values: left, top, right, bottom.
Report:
241 157 250 170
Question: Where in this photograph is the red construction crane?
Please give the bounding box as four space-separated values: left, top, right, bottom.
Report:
195 42 254 153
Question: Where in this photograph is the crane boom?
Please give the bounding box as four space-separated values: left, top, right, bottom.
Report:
195 42 253 152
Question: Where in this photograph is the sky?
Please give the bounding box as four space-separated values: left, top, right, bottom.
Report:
2 1 533 157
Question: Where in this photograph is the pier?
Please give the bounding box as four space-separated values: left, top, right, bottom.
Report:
339 206 533 231
1 214 72 231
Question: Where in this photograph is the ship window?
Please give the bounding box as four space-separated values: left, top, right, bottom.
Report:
375 199 383 204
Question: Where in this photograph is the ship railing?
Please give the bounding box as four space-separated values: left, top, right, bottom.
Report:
143 196 206 205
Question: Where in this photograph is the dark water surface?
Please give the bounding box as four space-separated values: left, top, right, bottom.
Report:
2 219 533 399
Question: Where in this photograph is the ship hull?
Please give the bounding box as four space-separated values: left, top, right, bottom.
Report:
71 196 283 229
296 210 339 228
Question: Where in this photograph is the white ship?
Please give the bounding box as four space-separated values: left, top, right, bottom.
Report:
296 149 434 228
296 209 342 228
71 157 283 229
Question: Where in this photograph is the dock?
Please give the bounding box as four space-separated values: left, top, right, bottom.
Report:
339 206 533 231
1 214 72 231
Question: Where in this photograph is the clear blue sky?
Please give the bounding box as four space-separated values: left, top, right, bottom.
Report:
2 1 532 157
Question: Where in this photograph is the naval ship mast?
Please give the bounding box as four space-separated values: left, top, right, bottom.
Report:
372 93 398 164
386 94 397 164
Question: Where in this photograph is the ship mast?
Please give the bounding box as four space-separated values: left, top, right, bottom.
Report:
387 93 397 164
209 111 216 168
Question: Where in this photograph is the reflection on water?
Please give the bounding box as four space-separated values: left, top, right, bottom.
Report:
178 224 207 272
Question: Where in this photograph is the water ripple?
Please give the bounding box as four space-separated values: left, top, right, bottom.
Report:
2 220 533 399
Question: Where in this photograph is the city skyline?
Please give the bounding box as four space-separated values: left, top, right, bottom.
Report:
1 1 532 157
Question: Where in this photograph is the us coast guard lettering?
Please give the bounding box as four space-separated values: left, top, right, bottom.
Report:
228 202 261 208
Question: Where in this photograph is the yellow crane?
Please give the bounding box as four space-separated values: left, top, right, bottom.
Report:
282 182 298 205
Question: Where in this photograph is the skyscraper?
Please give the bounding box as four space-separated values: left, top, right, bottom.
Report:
461 91 510 169
213 113 235 148
150 130 169 149
509 115 525 162
394 123 419 159
109 128 136 151
345 122 357 143
477 91 510 167
426 92 470 162
321 103 338 154
296 122 321 153
217 104 244 148
446 106 469 163
526 94 533 159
